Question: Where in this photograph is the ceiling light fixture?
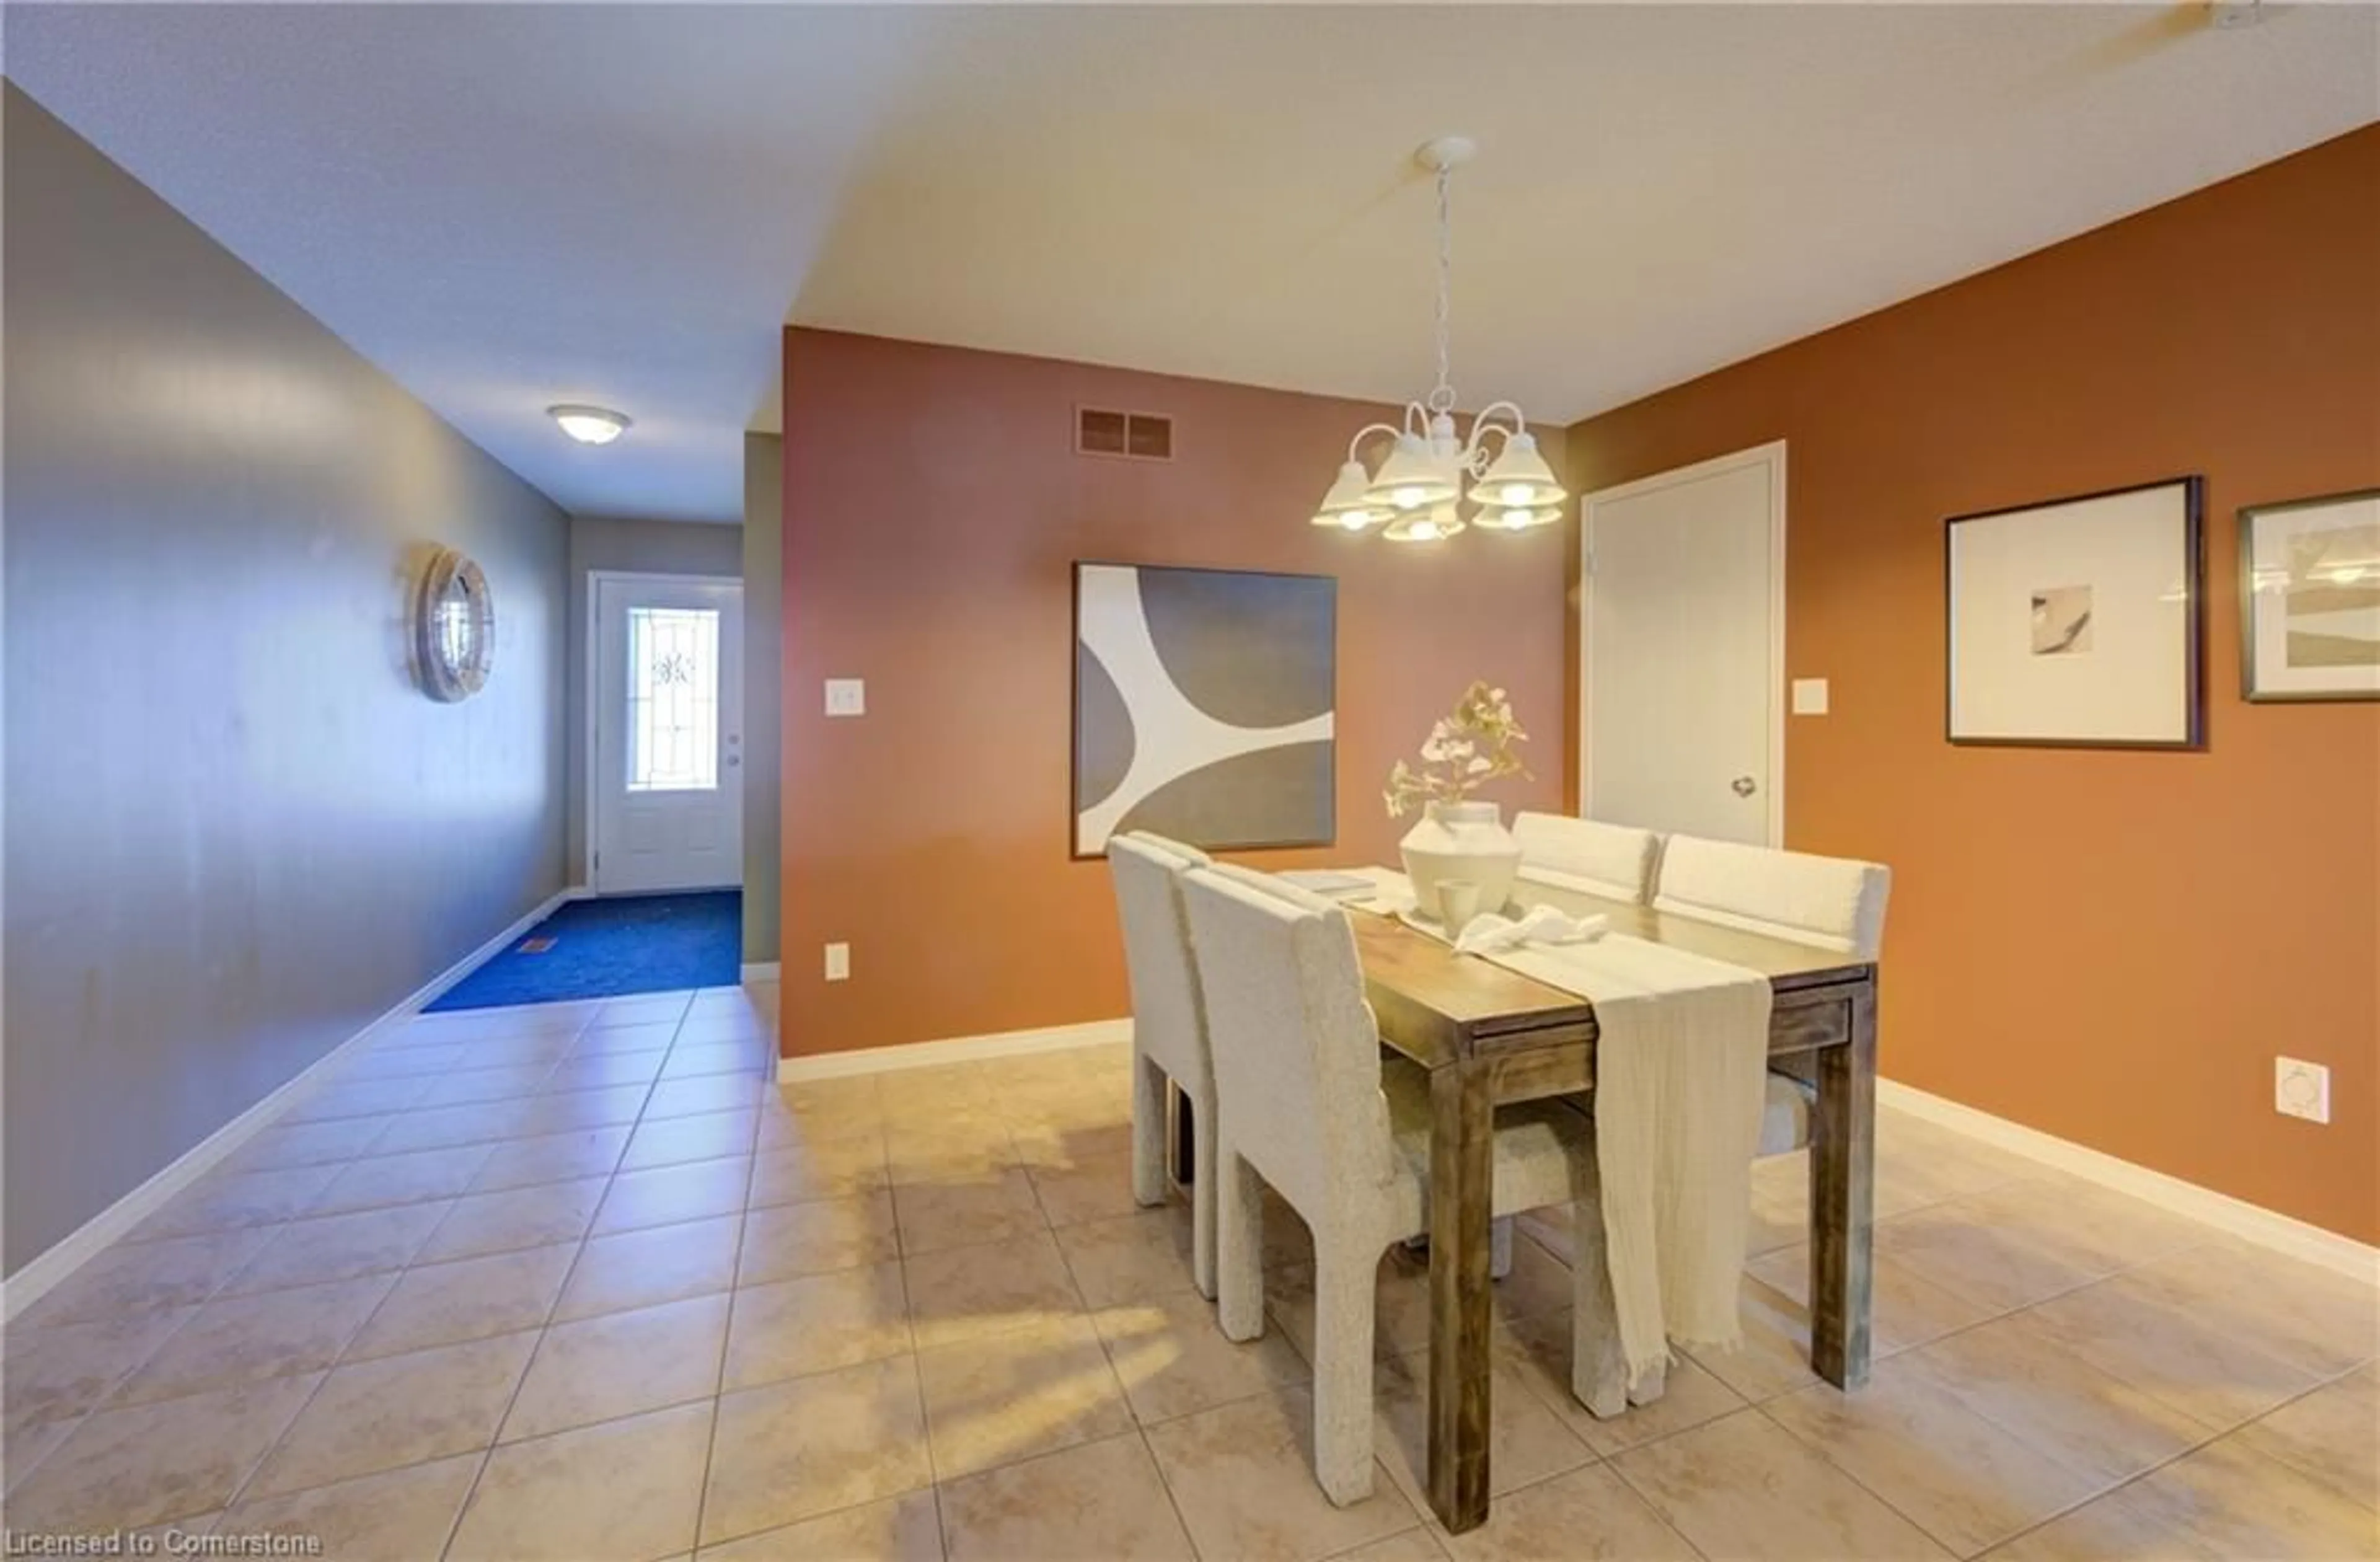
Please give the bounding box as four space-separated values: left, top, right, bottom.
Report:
1311 136 1566 542
549 404 632 445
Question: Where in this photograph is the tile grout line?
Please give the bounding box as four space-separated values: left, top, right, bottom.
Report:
124 1199 919 1531
1933 1413 2221 1560
685 1048 760 1560
1593 1423 1724 1562
216 992 614 1543
1965 1347 2378 1557
1134 1419 1206 1555
1730 1259 2335 1560
54 1230 390 1419
15 995 687 1289
1791 1219 2285 1394
1352 1165 2281 1555
1736 1395 1975 1560
0 1284 218 1504
2211 1354 2380 1495
689 1123 928 1553
184 1261 413 1532
434 1004 674 1562
1417 1452 1716 1560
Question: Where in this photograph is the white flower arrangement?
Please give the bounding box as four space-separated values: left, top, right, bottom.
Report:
1385 681 1531 819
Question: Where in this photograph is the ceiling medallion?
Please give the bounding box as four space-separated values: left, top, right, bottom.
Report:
1311 136 1567 542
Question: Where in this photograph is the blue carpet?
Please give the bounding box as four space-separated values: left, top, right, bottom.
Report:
428 891 742 1011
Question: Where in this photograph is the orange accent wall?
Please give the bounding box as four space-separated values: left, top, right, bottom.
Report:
1566 126 2380 1243
780 330 1567 1060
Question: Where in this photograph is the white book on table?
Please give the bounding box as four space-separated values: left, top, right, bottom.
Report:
1277 870 1379 899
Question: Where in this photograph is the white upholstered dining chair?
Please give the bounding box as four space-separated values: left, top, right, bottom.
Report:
1178 865 1625 1505
1106 831 1219 1299
1652 834 1891 1155
1511 811 1662 903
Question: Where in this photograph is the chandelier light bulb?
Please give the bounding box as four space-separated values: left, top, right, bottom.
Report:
1383 503 1465 543
1310 459 1385 529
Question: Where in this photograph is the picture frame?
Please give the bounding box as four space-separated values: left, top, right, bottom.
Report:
1070 561 1337 858
1945 477 2204 749
2238 488 2380 703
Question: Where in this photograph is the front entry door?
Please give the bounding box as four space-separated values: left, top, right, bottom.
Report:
593 575 744 893
1579 443 1785 845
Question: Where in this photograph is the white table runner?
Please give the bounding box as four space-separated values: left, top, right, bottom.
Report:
1344 867 1771 1390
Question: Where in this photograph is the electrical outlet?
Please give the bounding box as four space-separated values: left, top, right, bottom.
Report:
824 679 865 717
2275 1057 2330 1124
823 942 850 982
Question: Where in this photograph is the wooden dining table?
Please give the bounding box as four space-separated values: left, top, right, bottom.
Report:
1346 878 1879 1535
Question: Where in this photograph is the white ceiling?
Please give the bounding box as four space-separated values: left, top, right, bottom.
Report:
11 4 2376 525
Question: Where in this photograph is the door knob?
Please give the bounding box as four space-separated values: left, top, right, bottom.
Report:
1731 775 1757 797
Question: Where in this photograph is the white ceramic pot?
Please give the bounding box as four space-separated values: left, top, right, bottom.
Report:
1398 800 1520 931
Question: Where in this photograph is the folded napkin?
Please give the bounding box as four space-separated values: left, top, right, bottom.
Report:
1452 903 1610 955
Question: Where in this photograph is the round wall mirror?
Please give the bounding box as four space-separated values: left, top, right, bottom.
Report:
415 547 495 702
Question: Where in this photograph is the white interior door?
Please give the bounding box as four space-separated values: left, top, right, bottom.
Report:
593 574 744 893
1580 443 1785 845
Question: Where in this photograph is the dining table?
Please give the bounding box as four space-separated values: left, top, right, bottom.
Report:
1342 875 1879 1535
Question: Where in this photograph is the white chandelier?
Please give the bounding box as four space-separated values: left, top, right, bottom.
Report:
1311 136 1567 542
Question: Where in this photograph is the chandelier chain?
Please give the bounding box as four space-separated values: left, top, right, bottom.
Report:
1428 162 1455 416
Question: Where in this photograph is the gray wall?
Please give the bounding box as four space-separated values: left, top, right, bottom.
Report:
742 435 783 964
2 87 572 1275
562 515 743 878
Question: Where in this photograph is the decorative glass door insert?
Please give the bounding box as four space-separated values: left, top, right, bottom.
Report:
627 606 720 792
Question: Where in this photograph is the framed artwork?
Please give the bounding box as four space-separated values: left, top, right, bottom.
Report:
2239 489 2380 702
1945 477 2204 749
1072 562 1336 857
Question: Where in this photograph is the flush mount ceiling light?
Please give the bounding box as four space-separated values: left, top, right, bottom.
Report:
1311 136 1567 542
548 404 631 445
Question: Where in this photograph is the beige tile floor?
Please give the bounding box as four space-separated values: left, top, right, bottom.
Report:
4 986 2375 1561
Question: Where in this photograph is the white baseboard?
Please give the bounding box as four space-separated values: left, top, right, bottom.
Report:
2 884 588 1322
1877 1079 2378 1286
778 1018 1131 1082
740 961 780 983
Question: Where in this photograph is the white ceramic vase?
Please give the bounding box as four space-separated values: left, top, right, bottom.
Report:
1398 800 1521 930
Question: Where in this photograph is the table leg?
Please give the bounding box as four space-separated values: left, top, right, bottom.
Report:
1427 1059 1495 1533
1809 983 1877 1388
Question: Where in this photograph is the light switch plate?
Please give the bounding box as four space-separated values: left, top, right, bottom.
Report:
2275 1057 2330 1124
824 679 865 718
824 942 850 982
1791 678 1830 716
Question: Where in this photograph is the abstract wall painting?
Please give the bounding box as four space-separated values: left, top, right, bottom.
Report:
2239 489 2380 702
1946 477 2204 749
1072 563 1335 857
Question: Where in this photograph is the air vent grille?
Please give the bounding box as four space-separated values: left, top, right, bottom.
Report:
1077 407 1173 462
